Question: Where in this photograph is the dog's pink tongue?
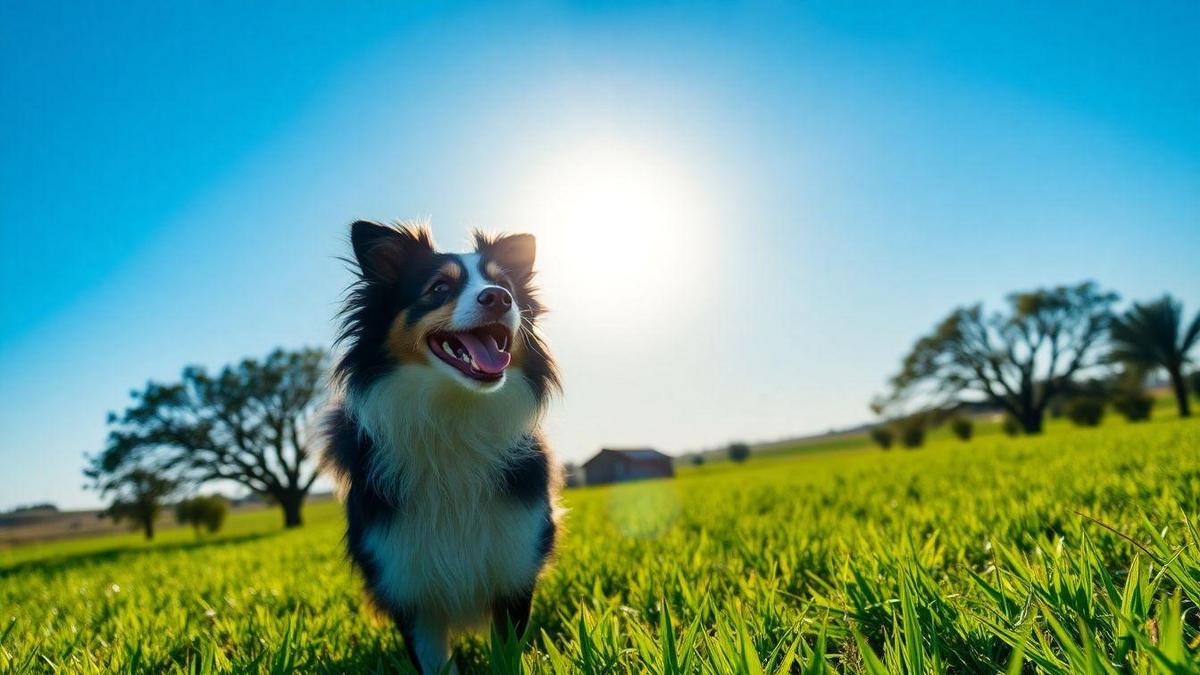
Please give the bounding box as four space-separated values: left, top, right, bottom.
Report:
456 332 511 374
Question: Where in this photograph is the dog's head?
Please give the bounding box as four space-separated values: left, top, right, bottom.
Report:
335 221 558 401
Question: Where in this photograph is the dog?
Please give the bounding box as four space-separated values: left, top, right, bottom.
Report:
322 220 561 674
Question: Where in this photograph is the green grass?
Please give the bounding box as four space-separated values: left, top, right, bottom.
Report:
3 417 1199 673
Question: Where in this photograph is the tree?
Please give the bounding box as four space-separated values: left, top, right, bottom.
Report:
86 348 327 528
1109 295 1200 418
691 453 705 466
176 495 229 537
728 442 751 463
880 282 1117 434
1191 370 1200 399
86 467 176 540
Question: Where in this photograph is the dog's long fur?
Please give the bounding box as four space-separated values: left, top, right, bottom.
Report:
322 221 561 673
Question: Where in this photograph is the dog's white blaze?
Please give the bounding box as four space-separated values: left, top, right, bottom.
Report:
348 363 549 629
451 253 520 334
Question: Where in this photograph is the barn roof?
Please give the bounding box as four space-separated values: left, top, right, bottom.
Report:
583 448 671 466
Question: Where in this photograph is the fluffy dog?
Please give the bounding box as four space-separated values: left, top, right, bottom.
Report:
323 221 560 673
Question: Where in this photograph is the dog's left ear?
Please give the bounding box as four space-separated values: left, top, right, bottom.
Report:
484 233 536 281
351 220 432 284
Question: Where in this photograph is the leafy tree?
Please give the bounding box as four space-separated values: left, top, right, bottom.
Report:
691 453 705 466
86 348 327 528
880 282 1117 434
869 427 893 450
728 442 751 463
176 495 229 537
87 468 176 540
950 416 973 441
1066 398 1105 427
1109 295 1200 418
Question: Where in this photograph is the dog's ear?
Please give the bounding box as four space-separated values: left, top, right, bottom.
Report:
350 220 432 283
484 233 536 282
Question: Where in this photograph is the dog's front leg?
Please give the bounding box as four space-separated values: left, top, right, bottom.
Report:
492 590 534 643
395 611 455 674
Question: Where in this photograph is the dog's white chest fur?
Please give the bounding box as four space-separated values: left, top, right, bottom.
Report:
364 490 546 621
349 365 549 623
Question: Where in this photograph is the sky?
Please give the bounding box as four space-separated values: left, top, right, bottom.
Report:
1 1 1197 510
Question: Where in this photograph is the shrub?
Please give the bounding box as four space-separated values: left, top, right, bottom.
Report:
1002 415 1021 437
899 424 925 448
691 453 705 466
727 442 751 463
869 427 893 450
1066 398 1105 427
176 495 229 537
1112 391 1153 422
950 416 973 441
894 415 926 449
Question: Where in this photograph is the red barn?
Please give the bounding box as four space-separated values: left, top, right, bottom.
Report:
582 448 674 485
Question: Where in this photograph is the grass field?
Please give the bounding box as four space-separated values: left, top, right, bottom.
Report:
2 415 1199 673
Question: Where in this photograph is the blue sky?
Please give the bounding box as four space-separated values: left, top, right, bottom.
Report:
2 1 1197 510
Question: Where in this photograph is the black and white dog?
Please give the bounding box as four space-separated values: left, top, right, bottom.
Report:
323 221 561 674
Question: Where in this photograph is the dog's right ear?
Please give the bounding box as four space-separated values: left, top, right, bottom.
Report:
350 220 431 283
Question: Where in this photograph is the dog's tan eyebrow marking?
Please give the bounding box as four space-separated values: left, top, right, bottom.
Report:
438 261 463 280
484 261 506 282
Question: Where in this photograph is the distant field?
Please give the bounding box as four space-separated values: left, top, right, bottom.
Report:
0 496 338 549
0 503 270 549
724 390 1191 464
2 415 1199 673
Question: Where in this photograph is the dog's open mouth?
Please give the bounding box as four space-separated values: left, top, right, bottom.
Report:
427 324 513 382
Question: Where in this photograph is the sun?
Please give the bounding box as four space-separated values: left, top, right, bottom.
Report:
511 137 713 322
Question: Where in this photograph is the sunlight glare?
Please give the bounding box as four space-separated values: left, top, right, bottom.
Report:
513 138 713 323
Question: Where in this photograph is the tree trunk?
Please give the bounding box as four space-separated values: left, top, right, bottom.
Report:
142 517 155 540
1020 409 1044 434
1170 368 1191 418
281 493 304 528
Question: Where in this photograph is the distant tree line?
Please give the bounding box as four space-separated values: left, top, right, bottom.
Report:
870 284 1199 449
4 503 58 514
85 347 327 539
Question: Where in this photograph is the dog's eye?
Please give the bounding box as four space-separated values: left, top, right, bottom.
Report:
427 280 451 296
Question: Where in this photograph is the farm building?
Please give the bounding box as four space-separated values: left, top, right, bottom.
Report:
582 448 674 485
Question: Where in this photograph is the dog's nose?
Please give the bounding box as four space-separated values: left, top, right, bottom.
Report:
477 287 513 314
